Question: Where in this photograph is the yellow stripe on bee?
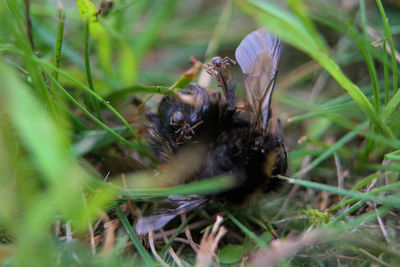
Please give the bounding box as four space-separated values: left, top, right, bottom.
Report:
264 150 278 177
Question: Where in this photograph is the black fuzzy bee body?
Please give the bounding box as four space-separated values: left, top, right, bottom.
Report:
149 89 286 204
137 28 287 234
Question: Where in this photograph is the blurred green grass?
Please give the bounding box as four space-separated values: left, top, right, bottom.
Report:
1 0 400 266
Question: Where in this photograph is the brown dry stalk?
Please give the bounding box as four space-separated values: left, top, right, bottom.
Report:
181 214 199 253
195 216 227 267
161 231 184 267
101 212 120 255
149 231 169 267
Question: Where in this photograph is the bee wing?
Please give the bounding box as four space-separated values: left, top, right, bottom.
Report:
135 195 207 235
235 28 282 132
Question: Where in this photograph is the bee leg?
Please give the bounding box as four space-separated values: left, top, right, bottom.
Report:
222 56 237 66
227 57 237 65
206 67 215 78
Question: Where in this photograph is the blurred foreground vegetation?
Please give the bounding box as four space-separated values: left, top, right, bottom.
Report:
1 0 400 266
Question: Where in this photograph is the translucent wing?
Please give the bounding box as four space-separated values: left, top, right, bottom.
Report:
235 28 282 132
135 195 207 235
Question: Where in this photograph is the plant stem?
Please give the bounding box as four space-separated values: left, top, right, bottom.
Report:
84 20 103 122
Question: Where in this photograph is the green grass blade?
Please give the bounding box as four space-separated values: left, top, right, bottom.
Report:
73 125 131 156
38 60 144 146
41 66 152 159
120 175 235 199
51 6 65 92
222 207 268 248
293 122 368 177
382 87 400 122
160 212 197 256
203 0 233 60
360 0 380 112
383 37 390 105
376 0 398 94
279 175 400 207
3 0 58 120
84 20 103 121
116 207 156 267
134 0 178 58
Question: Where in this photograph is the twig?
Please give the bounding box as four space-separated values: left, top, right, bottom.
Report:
54 220 61 237
171 237 199 246
334 153 343 201
271 215 308 224
257 212 278 240
149 231 168 267
153 220 208 240
181 214 199 253
375 208 390 244
88 222 96 255
93 217 103 233
101 213 120 255
161 230 184 267
121 173 137 219
319 191 330 211
176 243 185 255
358 248 390 266
65 221 72 242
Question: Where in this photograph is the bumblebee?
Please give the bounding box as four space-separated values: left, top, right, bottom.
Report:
136 29 287 234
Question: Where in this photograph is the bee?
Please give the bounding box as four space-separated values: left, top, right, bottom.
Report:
137 29 287 235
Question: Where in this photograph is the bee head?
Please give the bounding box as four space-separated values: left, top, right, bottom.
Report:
211 56 223 68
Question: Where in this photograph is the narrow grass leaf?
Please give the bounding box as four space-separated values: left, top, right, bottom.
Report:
116 207 156 266
222 207 268 248
360 0 380 111
41 66 152 159
39 60 144 146
293 122 368 177
279 175 400 207
160 212 196 256
121 175 235 198
376 0 398 94
51 7 65 91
